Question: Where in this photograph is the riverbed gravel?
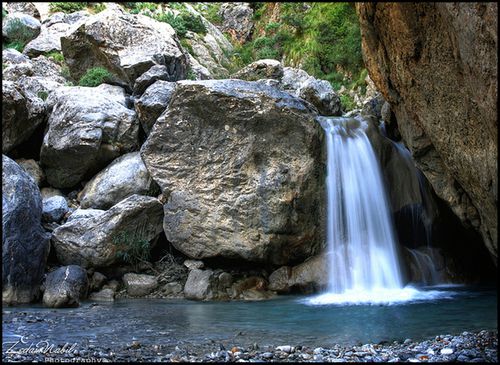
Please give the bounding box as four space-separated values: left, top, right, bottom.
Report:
2 328 496 362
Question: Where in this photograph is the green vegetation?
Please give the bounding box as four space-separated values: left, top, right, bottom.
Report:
2 7 7 18
123 2 157 14
113 230 152 269
2 18 37 53
60 65 71 80
49 2 88 13
197 3 222 25
78 66 112 87
91 3 106 14
45 51 65 65
154 11 206 38
227 3 365 91
186 69 197 80
37 91 49 101
340 94 356 112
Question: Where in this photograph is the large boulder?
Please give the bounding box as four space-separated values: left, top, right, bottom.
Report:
356 3 498 261
42 265 88 308
268 253 328 294
141 79 325 265
233 59 283 81
40 84 138 188
134 81 176 135
2 13 41 43
3 3 41 20
60 6 188 87
280 67 342 116
2 80 46 153
23 11 90 57
183 269 214 300
2 156 50 304
52 195 164 268
218 3 254 43
79 152 158 210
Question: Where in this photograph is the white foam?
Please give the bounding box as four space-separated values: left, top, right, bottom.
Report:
302 286 457 306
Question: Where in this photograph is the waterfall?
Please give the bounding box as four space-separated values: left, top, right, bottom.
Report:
307 116 457 305
321 116 404 292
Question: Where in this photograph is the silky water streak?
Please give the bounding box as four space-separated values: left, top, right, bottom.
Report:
307 117 452 305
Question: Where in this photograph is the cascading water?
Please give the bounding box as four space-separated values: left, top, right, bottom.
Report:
307 116 455 305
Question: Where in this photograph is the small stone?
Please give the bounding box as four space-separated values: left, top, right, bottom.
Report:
313 347 323 354
276 346 292 353
261 352 273 359
440 348 454 355
183 259 204 270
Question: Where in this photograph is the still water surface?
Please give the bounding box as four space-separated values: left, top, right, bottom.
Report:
2 286 496 351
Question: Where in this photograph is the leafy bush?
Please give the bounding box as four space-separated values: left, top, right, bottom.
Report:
202 3 222 25
60 65 71 79
78 66 112 87
45 51 64 64
340 94 356 112
155 12 187 37
113 230 151 268
37 91 49 101
49 2 88 14
91 3 106 14
4 41 25 52
154 11 206 38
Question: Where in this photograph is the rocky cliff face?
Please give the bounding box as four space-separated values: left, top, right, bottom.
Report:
356 3 498 262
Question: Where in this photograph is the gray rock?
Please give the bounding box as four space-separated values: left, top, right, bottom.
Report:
183 260 204 270
2 80 46 153
102 279 120 292
15 159 45 186
42 265 88 308
79 152 158 210
218 3 254 43
233 59 283 81
23 12 90 57
3 13 41 43
4 3 41 20
89 271 107 292
123 273 158 297
184 269 214 300
40 84 138 188
133 65 172 96
135 81 176 135
61 7 188 87
164 282 183 295
268 266 292 292
361 93 385 119
89 288 115 302
297 77 342 116
218 272 233 288
287 254 328 293
2 48 30 65
141 79 324 265
2 155 50 304
42 195 69 222
52 195 164 268
66 208 105 222
40 187 64 199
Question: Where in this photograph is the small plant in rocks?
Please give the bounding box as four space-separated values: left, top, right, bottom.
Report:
78 66 112 87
